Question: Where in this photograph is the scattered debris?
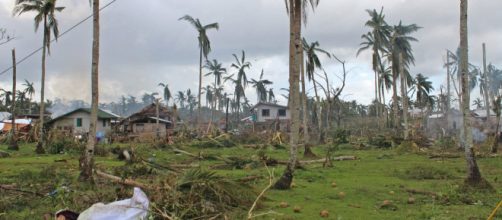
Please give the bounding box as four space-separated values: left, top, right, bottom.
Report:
320 210 329 218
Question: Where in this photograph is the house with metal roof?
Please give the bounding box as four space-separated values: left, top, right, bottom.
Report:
48 108 120 137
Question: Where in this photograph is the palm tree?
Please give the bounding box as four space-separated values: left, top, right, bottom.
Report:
274 0 319 190
14 0 64 154
358 7 391 120
472 98 483 109
413 73 434 109
250 69 273 103
204 59 226 117
22 80 35 114
175 91 186 109
142 92 158 105
227 50 251 120
224 75 246 120
158 83 172 106
491 96 501 153
268 88 276 103
302 38 330 145
460 0 483 186
202 85 214 108
387 21 421 136
79 0 99 182
179 15 219 125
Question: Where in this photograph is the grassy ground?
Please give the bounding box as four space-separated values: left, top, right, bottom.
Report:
1 142 501 219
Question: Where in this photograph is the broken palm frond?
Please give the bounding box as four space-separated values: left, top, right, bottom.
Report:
428 153 461 159
173 148 202 159
238 175 263 183
277 156 357 165
95 170 155 190
271 132 283 145
247 164 274 219
153 168 255 219
488 200 502 220
0 184 45 197
141 159 181 173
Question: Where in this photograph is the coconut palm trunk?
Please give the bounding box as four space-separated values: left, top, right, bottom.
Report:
460 0 483 185
301 59 315 157
8 49 18 151
35 18 49 154
392 64 399 131
399 53 409 139
274 0 301 189
492 97 500 154
79 0 100 182
197 47 203 127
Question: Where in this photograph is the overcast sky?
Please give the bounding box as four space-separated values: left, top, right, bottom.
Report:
1 0 501 106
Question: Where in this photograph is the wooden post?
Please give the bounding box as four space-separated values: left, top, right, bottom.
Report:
155 99 160 139
8 48 18 150
225 97 229 133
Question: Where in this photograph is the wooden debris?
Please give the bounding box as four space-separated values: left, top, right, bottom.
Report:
95 170 156 190
278 156 357 165
0 184 45 197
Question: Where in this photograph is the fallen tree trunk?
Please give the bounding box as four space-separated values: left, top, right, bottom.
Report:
428 153 461 159
95 170 156 190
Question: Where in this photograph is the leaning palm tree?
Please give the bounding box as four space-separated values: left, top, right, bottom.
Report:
459 0 484 186
250 69 273 103
179 15 219 125
274 0 320 190
302 38 330 145
158 83 172 106
13 0 65 154
268 88 276 103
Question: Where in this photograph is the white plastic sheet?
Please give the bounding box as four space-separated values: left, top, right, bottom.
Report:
77 187 149 220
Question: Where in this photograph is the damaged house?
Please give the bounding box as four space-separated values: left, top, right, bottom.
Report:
118 103 173 141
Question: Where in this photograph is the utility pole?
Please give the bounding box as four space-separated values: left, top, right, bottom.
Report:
8 48 18 150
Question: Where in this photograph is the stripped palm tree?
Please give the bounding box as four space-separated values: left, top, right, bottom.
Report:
179 15 219 125
22 80 35 114
13 0 65 154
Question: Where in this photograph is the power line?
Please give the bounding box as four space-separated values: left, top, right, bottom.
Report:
0 0 119 76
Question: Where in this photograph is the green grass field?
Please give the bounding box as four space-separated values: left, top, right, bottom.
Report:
1 142 501 219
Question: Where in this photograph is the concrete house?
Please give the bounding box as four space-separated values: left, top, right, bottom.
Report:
49 108 120 136
251 102 290 122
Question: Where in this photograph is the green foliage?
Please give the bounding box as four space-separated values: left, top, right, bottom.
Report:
401 165 454 180
331 129 350 144
368 134 392 148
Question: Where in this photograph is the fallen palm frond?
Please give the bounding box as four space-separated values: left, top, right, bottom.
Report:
247 164 275 219
95 170 155 190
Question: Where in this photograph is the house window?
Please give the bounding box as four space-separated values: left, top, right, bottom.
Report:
278 109 287 117
76 118 82 127
262 109 270 117
102 120 106 127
